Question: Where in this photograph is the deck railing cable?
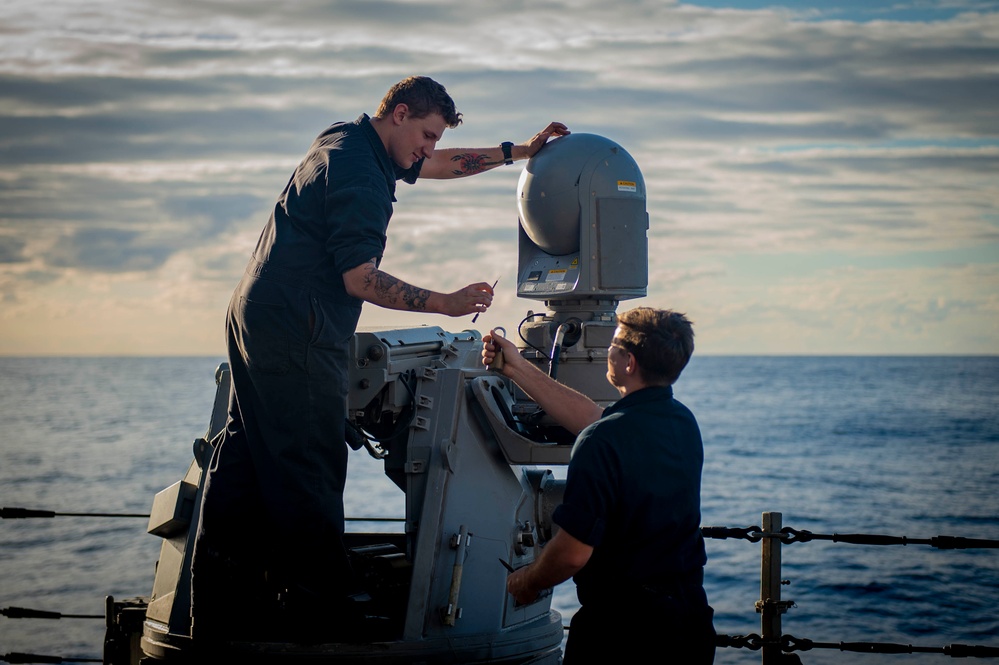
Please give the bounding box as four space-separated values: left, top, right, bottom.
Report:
702 525 999 549
705 513 999 663
4 510 996 662
1 653 101 663
1 507 403 522
1 608 101 621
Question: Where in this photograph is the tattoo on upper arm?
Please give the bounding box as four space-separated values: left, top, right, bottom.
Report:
450 152 502 176
361 261 430 311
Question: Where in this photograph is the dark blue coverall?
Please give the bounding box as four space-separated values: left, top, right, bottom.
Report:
191 114 421 640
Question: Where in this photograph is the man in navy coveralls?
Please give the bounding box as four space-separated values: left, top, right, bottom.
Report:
483 307 715 663
192 75 569 640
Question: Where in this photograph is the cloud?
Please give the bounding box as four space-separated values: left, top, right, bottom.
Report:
680 262 999 354
0 236 27 263
162 193 270 233
0 0 996 353
46 228 175 272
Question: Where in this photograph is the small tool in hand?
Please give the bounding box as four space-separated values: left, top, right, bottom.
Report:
487 326 507 371
471 278 499 324
498 558 515 573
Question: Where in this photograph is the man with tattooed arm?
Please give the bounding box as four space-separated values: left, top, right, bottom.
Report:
192 75 569 640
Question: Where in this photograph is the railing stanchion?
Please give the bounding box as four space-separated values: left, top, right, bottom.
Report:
760 511 783 664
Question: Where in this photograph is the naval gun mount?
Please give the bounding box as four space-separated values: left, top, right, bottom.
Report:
117 133 648 664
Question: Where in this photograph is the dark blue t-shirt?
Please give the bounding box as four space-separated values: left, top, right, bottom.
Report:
552 385 707 599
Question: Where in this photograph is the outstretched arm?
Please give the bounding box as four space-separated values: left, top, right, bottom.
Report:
419 122 570 179
482 330 604 435
343 258 494 317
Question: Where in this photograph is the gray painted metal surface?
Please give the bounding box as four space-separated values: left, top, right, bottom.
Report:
106 133 650 664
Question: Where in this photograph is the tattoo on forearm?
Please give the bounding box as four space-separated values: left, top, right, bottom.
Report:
450 152 502 176
399 284 430 311
361 262 430 311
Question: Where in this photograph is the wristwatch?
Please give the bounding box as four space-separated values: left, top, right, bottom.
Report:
501 141 514 166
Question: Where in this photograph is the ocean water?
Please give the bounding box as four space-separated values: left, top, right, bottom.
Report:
1 355 997 663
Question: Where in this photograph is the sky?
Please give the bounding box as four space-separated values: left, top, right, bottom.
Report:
1 0 997 356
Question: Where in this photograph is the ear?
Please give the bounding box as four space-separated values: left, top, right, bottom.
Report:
625 352 637 375
391 103 409 125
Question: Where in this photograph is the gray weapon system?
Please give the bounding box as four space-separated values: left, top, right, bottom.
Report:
119 133 648 664
514 132 648 406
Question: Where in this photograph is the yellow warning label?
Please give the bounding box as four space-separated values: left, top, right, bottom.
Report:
546 269 568 282
571 257 579 266
617 180 637 192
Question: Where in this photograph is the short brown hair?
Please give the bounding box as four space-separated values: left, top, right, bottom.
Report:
614 307 695 385
375 76 462 128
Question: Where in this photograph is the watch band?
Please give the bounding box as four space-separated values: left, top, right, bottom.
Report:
501 141 514 165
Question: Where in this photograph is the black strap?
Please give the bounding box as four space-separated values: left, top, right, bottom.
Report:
501 141 514 165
